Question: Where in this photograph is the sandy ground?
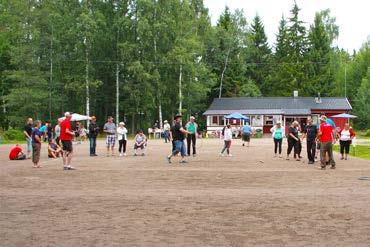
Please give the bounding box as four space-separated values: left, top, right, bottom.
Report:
1 137 370 247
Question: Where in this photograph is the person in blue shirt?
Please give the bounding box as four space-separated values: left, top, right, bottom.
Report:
242 122 252 147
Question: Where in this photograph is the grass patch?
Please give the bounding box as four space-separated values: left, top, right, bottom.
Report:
356 130 370 139
333 144 370 160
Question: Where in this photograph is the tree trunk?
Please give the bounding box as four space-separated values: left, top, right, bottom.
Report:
49 25 53 121
131 113 135 134
178 64 183 114
159 103 163 129
116 63 119 122
218 47 231 98
85 40 90 128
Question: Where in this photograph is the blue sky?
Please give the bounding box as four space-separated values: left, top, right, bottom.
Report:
204 0 370 52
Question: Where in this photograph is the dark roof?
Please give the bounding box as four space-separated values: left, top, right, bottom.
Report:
204 97 352 115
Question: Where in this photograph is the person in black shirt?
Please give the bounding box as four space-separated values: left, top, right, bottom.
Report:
88 116 100 156
166 114 190 164
302 118 318 164
23 117 33 159
286 121 300 161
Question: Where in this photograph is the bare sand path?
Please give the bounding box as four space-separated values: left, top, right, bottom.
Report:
1 138 370 246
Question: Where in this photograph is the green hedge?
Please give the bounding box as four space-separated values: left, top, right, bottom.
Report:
1 129 25 142
365 129 370 137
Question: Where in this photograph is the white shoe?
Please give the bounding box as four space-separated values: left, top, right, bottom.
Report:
228 154 233 157
220 153 224 157
119 153 123 157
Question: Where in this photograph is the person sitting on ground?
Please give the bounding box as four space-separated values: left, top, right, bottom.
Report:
48 139 63 158
134 130 147 156
9 144 26 160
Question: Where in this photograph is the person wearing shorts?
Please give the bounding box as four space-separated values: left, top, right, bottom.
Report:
60 112 75 170
134 130 147 156
166 114 190 164
103 116 117 156
242 123 251 147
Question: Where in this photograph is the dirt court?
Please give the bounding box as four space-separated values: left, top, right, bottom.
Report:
1 138 370 246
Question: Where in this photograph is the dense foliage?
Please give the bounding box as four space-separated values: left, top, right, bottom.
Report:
0 0 369 131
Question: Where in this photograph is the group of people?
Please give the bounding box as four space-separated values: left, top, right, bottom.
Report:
269 115 356 169
9 112 355 171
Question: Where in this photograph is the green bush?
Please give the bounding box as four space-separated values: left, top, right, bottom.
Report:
365 129 370 137
3 129 25 141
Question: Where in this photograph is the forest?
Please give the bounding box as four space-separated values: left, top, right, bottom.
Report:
0 0 369 132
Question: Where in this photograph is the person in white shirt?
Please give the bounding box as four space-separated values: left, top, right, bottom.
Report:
163 120 171 143
220 124 233 157
117 122 128 156
337 123 355 160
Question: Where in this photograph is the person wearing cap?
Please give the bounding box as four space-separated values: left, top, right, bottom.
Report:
166 114 191 164
270 121 284 158
103 116 117 156
89 116 99 156
185 116 198 157
60 112 76 170
318 115 336 169
163 120 171 143
302 117 318 164
117 122 128 156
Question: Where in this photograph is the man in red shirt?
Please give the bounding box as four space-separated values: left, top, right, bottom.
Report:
9 144 26 160
318 115 336 170
60 112 76 170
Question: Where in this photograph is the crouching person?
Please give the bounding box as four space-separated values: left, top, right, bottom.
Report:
134 130 147 156
48 139 63 158
9 144 26 160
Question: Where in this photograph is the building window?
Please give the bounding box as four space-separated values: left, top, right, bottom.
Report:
212 116 218 125
264 115 273 126
251 115 263 127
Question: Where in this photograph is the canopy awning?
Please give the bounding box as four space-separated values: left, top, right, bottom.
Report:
224 112 249 120
331 113 357 118
59 113 91 122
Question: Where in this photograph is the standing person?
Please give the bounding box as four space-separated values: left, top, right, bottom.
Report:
270 122 284 158
23 118 33 159
117 122 128 156
39 122 47 142
295 123 303 159
186 116 198 157
286 121 300 161
60 112 76 170
163 120 171 143
46 121 53 142
338 123 356 160
103 116 116 156
133 130 147 156
241 122 251 147
54 119 62 145
31 120 42 168
166 114 190 164
220 124 233 156
302 118 318 164
88 116 99 156
318 115 336 170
